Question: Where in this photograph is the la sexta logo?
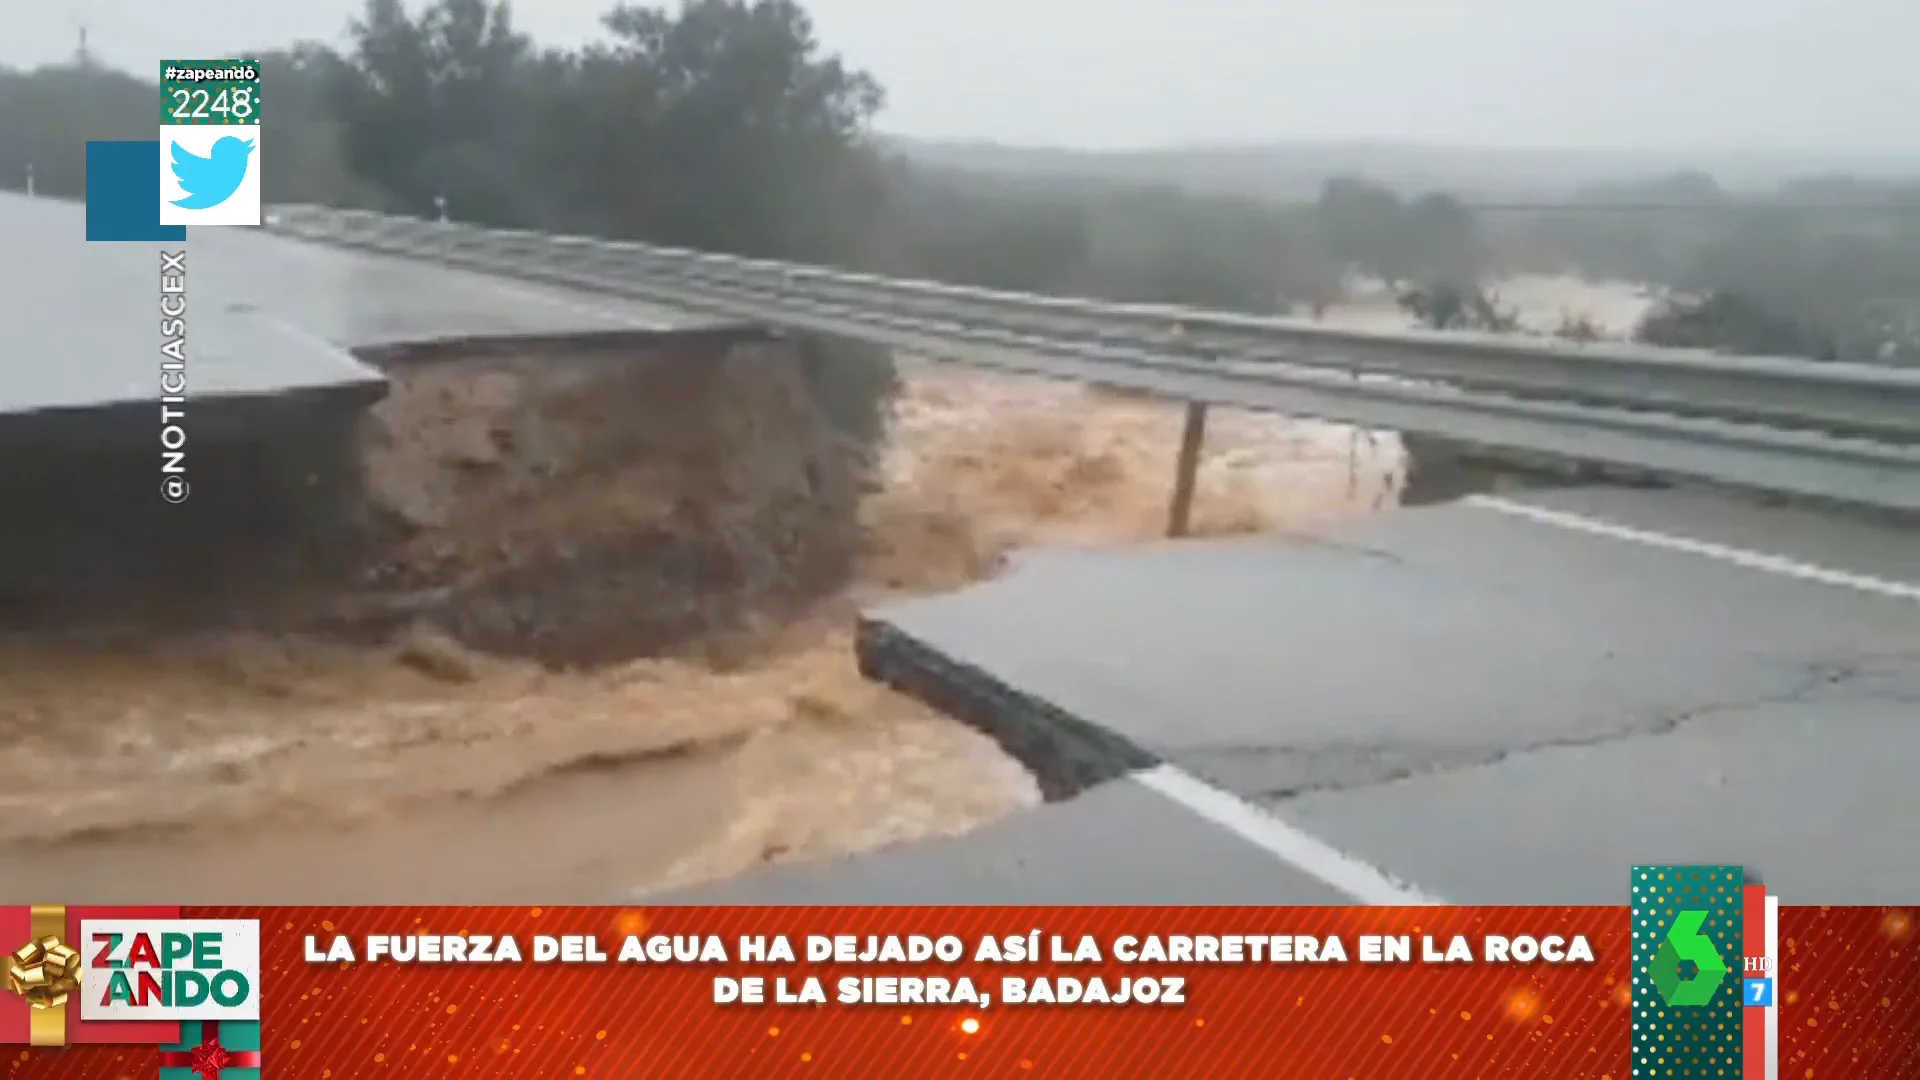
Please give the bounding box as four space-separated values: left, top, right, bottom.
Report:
1652 909 1729 1007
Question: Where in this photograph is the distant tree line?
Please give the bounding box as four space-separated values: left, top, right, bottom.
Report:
3 0 1917 362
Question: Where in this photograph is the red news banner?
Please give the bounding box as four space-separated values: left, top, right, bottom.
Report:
11 905 1920 1078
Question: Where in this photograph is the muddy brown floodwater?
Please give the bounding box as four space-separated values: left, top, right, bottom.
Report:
0 340 1402 903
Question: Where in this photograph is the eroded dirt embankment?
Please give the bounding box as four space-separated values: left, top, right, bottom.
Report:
0 332 1402 901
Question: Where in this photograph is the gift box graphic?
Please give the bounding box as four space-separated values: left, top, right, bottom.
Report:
2 905 179 1047
160 1020 260 1079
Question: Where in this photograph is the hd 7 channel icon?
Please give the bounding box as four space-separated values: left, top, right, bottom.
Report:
158 59 262 227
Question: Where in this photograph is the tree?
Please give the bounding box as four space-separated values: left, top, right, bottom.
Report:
591 0 885 257
1635 290 1838 359
257 47 384 207
12 0 1908 364
1314 176 1405 281
1399 191 1483 285
0 62 150 198
1311 177 1483 287
328 0 534 220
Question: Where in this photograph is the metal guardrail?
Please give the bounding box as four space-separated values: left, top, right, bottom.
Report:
264 205 1920 512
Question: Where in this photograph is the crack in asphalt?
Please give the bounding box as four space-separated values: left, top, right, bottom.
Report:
1170 653 1911 804
1272 532 1408 565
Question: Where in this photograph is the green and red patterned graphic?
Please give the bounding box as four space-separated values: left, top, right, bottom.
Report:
158 1021 258 1080
1631 865 1744 1077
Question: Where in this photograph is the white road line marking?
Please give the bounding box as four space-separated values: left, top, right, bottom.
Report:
1465 495 1920 602
1133 764 1446 905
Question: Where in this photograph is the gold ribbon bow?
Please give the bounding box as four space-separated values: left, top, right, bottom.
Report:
6 906 79 1046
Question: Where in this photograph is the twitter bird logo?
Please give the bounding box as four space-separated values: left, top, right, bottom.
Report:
170 135 254 209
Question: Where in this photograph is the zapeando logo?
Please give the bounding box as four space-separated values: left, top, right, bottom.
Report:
1652 909 1729 1006
82 920 260 1022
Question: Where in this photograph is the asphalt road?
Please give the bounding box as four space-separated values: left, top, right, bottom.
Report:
1 194 709 415
18 194 1911 905
660 484 1917 906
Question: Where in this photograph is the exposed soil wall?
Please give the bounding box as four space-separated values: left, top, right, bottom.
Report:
0 329 895 671
345 331 882 666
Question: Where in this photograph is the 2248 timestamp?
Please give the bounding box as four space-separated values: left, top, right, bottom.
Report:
167 86 256 123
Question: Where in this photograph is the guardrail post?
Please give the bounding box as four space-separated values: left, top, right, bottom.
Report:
1165 401 1209 537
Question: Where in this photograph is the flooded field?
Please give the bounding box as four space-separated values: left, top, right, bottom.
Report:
1316 273 1661 338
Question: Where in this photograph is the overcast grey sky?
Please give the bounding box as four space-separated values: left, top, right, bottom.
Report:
8 0 1919 152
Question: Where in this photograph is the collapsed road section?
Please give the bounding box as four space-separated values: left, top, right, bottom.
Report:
11 190 1415 902
6 305 1410 902
1 327 1025 900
